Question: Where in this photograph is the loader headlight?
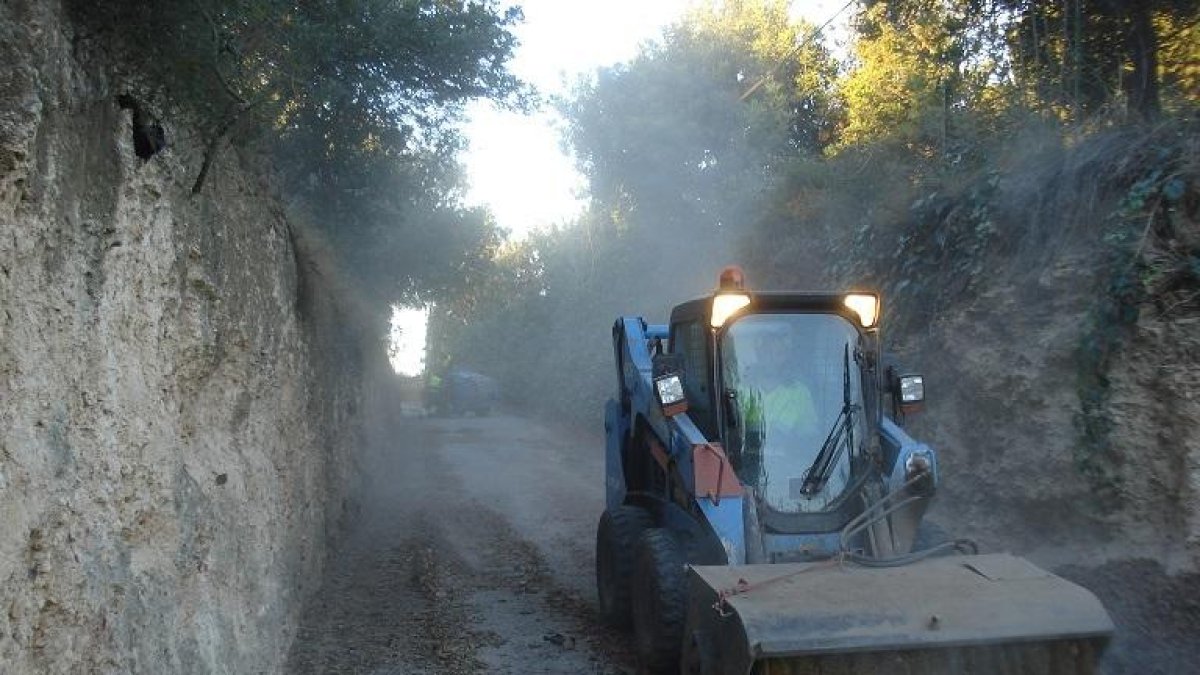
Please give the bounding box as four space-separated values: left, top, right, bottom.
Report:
899 375 924 404
654 373 688 416
655 374 685 406
843 293 879 328
710 293 751 328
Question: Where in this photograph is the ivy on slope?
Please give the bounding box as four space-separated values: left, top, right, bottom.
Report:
1075 130 1200 505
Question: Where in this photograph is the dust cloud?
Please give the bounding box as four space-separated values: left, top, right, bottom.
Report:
286 374 636 673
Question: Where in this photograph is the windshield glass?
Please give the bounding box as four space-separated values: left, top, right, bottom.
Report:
719 313 866 513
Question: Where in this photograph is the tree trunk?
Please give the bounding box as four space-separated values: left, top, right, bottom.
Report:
1123 0 1161 120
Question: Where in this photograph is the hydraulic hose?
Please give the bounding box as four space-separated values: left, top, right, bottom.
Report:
839 473 979 567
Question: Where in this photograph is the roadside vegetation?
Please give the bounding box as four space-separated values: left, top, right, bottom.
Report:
429 0 1200 588
430 0 1198 427
69 0 527 315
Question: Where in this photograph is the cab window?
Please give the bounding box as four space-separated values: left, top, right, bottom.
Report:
671 320 716 437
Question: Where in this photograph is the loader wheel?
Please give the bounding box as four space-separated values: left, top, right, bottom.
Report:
596 506 654 628
632 528 689 674
681 631 717 675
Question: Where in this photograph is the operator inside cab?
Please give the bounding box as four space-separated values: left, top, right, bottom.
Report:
725 325 817 455
718 303 865 514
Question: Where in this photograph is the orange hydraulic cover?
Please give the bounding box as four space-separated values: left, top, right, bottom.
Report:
693 443 743 504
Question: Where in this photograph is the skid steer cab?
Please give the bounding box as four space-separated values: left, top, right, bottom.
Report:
597 267 1112 674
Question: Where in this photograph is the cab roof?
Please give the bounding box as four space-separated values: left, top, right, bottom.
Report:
669 292 876 329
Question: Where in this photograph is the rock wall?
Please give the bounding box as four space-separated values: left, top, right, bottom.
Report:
1102 285 1200 569
907 256 1130 554
0 2 369 672
883 132 1200 573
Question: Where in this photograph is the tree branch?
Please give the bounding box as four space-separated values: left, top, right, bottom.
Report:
191 97 267 195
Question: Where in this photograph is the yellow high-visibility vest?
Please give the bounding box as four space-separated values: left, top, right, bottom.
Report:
743 384 817 435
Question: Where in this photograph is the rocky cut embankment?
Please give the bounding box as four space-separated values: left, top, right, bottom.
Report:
0 2 373 673
882 124 1200 571
813 123 1200 673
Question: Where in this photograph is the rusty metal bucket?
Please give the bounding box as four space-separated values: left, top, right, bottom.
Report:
681 553 1114 675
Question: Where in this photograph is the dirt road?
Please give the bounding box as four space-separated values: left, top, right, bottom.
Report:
286 412 635 674
283 404 1200 675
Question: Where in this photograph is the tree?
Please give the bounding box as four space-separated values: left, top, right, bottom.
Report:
1157 7 1200 113
839 0 1013 150
840 0 1197 139
1000 0 1198 120
71 0 526 305
563 0 839 270
429 1 843 423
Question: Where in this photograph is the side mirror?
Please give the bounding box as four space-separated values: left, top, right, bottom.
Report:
652 353 688 417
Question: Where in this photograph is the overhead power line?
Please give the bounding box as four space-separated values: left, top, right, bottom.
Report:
738 0 856 102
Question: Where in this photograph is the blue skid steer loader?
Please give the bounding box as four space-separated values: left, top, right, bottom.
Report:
596 267 1113 674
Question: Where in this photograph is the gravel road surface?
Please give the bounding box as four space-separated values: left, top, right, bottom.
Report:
286 412 634 674
284 408 1200 675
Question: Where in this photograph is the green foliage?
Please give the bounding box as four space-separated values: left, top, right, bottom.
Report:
71 0 526 305
1157 11 1200 114
427 1 846 423
427 219 649 423
1073 130 1199 504
840 1 987 150
75 0 525 166
429 0 1199 448
840 0 1200 151
1073 218 1145 505
563 0 839 246
999 0 1199 120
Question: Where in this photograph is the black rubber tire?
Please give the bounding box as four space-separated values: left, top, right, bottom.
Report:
680 630 717 675
631 528 689 674
596 505 655 628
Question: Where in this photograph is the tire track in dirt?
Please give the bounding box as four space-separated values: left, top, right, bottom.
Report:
287 501 635 674
438 500 635 674
287 413 635 674
285 511 491 675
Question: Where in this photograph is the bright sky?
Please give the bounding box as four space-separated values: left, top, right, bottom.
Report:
395 1 850 375
461 0 851 240
390 306 429 376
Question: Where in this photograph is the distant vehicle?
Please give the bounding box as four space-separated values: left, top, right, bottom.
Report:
427 368 498 416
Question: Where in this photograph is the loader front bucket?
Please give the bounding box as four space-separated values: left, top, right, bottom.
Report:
681 553 1113 675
